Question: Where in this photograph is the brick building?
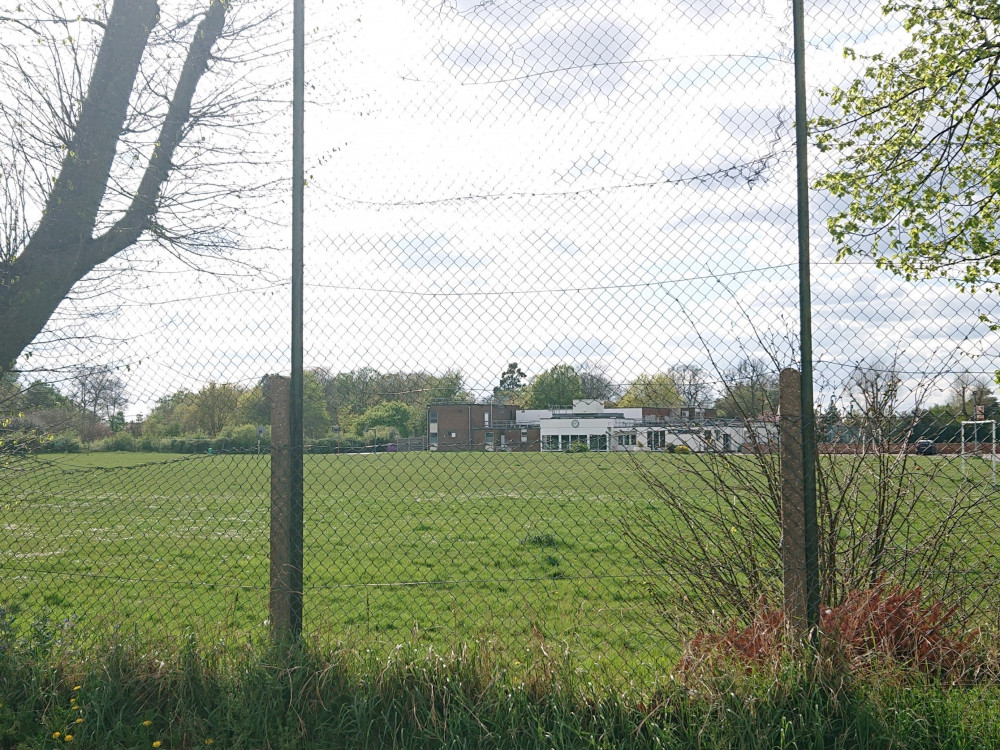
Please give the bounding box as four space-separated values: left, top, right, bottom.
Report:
428 403 541 451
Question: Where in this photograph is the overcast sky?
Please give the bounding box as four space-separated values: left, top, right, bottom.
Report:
19 0 1000 416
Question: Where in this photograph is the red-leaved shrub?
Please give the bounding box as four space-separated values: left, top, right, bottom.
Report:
680 577 981 682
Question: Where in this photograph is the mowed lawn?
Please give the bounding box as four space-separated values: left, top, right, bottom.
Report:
1 450 994 676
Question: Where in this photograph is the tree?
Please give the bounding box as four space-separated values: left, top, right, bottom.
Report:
814 0 1000 297
235 372 331 438
667 364 713 408
526 365 582 408
68 366 127 423
356 401 413 438
187 382 242 436
492 362 526 404
949 371 999 418
817 397 842 441
0 1 242 373
576 361 623 403
713 359 779 418
144 389 196 437
618 374 683 408
845 360 906 448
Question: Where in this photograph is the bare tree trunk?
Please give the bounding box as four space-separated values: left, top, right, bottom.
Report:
0 0 229 372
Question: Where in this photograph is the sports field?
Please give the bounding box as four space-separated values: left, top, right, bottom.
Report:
1 450 996 675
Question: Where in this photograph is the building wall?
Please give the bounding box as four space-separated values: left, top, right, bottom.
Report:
428 404 522 451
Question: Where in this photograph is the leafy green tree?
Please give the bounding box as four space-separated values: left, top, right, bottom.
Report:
818 397 842 441
356 401 413 438
493 362 527 405
18 381 69 412
186 382 243 436
303 372 332 438
494 362 526 393
618 374 683 408
235 372 331 438
144 389 196 437
814 0 1000 295
526 365 582 408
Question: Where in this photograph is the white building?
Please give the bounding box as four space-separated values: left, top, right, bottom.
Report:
518 399 765 453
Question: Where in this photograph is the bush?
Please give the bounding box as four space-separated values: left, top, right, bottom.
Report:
565 440 589 453
672 445 691 454
213 424 267 453
681 578 982 683
93 432 137 452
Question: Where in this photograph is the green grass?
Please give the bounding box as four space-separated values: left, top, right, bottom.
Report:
2 629 1000 749
1 451 995 683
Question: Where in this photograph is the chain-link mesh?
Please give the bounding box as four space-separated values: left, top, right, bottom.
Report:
3 0 1000 684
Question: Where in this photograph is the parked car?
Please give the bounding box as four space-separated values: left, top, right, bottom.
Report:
915 439 937 455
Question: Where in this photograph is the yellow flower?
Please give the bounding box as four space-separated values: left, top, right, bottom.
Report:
142 720 153 727
76 718 84 724
153 742 162 748
64 736 73 743
53 732 61 739
73 686 81 691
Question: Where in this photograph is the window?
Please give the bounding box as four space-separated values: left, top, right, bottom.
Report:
617 433 637 447
430 433 438 445
485 431 494 444
484 411 490 427
521 428 528 443
543 435 559 451
429 410 438 424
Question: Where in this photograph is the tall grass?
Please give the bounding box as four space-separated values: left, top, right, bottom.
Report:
2 616 999 749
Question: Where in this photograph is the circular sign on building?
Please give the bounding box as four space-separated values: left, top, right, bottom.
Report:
571 419 580 428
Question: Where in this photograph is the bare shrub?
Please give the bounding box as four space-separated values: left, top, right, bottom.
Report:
622 355 1000 640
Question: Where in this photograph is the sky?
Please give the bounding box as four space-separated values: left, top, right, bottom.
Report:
13 0 1000 417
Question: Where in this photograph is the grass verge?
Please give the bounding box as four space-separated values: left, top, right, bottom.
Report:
2 623 999 749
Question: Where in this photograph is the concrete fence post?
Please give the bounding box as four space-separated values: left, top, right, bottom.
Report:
269 376 300 641
779 367 809 635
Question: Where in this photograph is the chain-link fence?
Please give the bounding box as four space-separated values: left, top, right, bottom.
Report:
3 0 1000 684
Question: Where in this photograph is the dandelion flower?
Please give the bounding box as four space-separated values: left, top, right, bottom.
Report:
64 735 73 743
76 718 84 724
73 686 81 691
153 742 162 748
53 731 61 739
142 720 153 727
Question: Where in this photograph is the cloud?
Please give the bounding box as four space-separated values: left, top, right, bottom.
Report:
384 234 487 271
438 13 647 107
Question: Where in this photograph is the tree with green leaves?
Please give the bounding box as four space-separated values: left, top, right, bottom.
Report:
815 0 1000 295
493 362 527 404
618 374 683 408
234 372 331 438
526 365 582 409
356 401 413 438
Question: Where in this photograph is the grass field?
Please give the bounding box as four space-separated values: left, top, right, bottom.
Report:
2 450 996 681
